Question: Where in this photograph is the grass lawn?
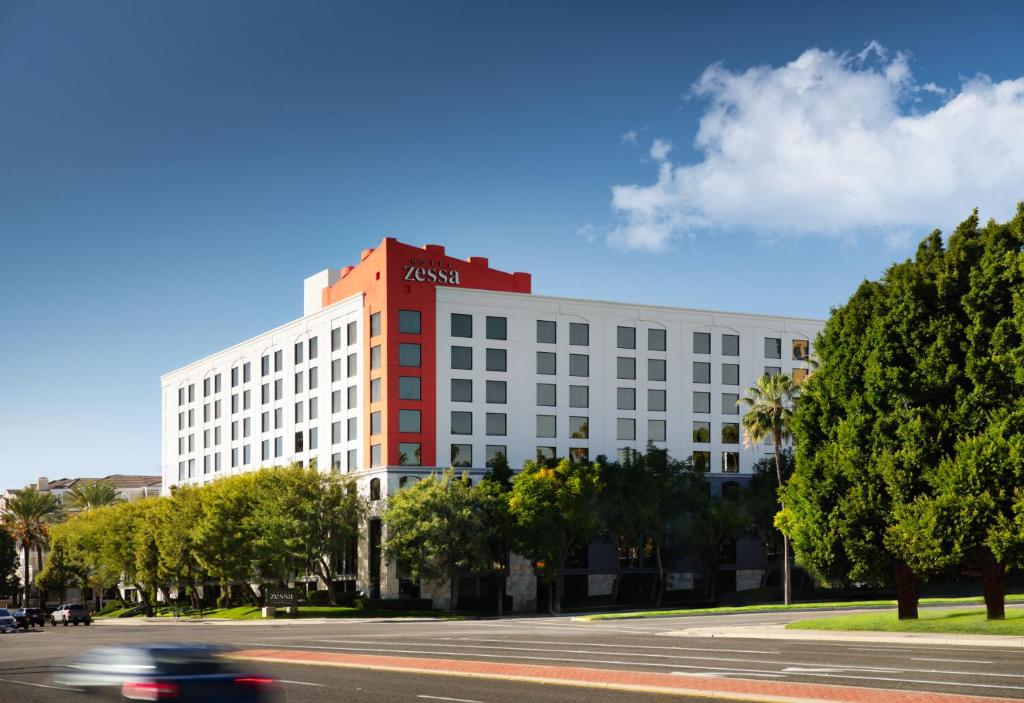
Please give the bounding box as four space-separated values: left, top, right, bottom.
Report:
583 593 1024 620
94 607 137 619
788 608 1024 636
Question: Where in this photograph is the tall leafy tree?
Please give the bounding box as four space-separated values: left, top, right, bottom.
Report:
476 475 516 614
66 479 121 511
1 487 62 606
192 473 261 606
155 486 205 608
746 450 794 589
739 373 799 604
0 528 21 599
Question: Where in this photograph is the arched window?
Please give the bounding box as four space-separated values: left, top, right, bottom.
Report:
369 477 381 501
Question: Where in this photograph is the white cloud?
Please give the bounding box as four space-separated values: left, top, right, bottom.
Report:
620 130 638 145
649 138 673 162
606 43 1024 252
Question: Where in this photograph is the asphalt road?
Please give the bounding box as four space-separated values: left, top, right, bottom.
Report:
2 608 1022 702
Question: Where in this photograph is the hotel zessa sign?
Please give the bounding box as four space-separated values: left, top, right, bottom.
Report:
403 258 461 285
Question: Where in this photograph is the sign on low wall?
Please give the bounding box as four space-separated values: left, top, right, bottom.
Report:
264 587 296 607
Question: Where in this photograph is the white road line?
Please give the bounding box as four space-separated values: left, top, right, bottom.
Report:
784 671 1024 692
444 637 777 655
912 657 993 664
684 672 786 679
278 679 326 686
417 696 484 703
0 677 80 691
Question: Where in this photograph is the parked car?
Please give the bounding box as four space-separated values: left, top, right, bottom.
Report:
0 608 16 633
51 603 92 626
22 607 46 627
54 644 280 701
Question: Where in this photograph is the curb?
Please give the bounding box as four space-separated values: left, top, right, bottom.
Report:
658 624 1024 649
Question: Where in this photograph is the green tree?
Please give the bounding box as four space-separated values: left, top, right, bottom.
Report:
739 372 799 605
192 473 261 606
383 469 488 611
483 451 514 491
691 492 753 601
35 533 81 603
476 476 516 614
155 486 205 608
1 487 62 606
509 458 600 613
746 450 794 589
65 479 121 511
0 528 21 599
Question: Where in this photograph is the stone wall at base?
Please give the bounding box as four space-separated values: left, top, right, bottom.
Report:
507 554 536 612
588 573 614 597
666 572 694 591
736 569 763 592
420 578 451 611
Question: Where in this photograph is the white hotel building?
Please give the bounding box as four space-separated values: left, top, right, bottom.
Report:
161 238 823 607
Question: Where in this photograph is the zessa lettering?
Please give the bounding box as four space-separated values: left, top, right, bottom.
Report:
403 265 461 285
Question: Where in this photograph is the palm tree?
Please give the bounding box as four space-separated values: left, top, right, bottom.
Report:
739 373 799 605
66 479 121 511
1 487 62 606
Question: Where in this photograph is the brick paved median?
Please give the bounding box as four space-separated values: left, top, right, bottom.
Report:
228 648 1013 703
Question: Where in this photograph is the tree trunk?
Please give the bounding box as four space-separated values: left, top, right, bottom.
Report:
547 580 555 615
894 561 918 620
654 542 665 606
449 572 460 613
554 573 564 614
611 540 623 604
774 433 792 606
319 557 338 606
22 545 30 607
135 584 153 616
981 552 1005 621
246 582 261 605
497 574 505 616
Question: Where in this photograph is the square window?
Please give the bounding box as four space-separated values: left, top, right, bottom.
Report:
347 320 358 346
399 409 421 433
536 351 556 375
347 417 358 441
331 328 342 352
370 345 381 370
451 411 473 435
536 446 556 461
722 423 740 443
536 320 556 344
486 316 507 340
648 419 666 442
617 357 635 379
617 418 635 440
399 376 421 400
617 387 635 410
371 443 382 467
569 416 589 439
693 391 711 414
451 313 473 338
569 354 589 377
722 363 739 385
370 411 381 435
693 451 711 472
693 361 711 384
487 348 507 372
569 322 589 346
309 336 318 359
536 383 556 406
648 328 666 352
451 378 473 402
693 332 711 354
722 393 740 414
617 326 636 349
648 388 666 411
371 377 381 402
370 312 381 337
347 353 358 377
486 380 507 404
793 367 808 383
723 451 740 473
693 421 710 442
569 447 589 463
536 414 556 438
648 358 666 382
347 385 358 408
569 385 589 408
765 337 781 359
486 412 507 436
399 309 421 334
451 346 473 370
399 343 421 367
451 444 472 467
765 366 781 377
722 334 740 356
486 445 507 467
793 339 809 360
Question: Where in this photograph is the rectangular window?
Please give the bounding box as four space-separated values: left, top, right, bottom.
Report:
722 422 740 443
231 448 238 468
722 393 740 414
332 421 341 445
370 411 381 435
188 383 195 402
214 373 222 393
370 443 382 467
309 367 318 389
243 390 251 410
569 322 589 346
398 309 421 334
648 419 666 442
295 401 304 423
536 446 556 461
617 357 636 380
204 429 211 448
723 451 740 473
793 339 809 360
693 391 711 414
648 328 666 352
722 334 740 356
451 444 473 467
331 327 342 352
617 418 636 440
243 446 250 465
399 376 421 400
274 378 283 400
486 348 507 372
203 377 210 397
231 367 239 388
451 378 473 402
451 411 473 435
485 380 507 404
178 387 185 406
347 449 358 471
617 387 635 410
536 320 556 344
188 434 194 452
261 384 269 405
451 313 473 338
536 351 556 375
203 404 210 422
648 388 666 411
231 394 238 414
347 385 358 408
262 439 270 461
214 453 221 473
370 312 381 337
188 409 194 427
765 366 781 377
203 455 211 474
243 417 251 438
617 326 636 349
486 316 507 340
693 361 711 384
347 321 358 346
648 358 666 382
722 363 739 385
765 337 781 359
347 353 357 377
347 417 358 441
243 363 250 383
295 371 304 393
332 390 342 414
309 396 318 419
536 383 556 406
399 409 421 433
536 414 556 438
295 430 305 453
569 353 589 377
309 336 318 359
693 332 711 354
570 447 589 463
486 445 507 467
231 421 238 441
371 377 381 402
569 385 589 408
693 451 711 472
399 443 420 466
486 412 507 436
569 416 589 439
274 349 283 372
331 452 341 472
309 426 318 451
792 367 808 383
370 345 381 370
294 341 304 364
274 407 283 429
451 345 473 370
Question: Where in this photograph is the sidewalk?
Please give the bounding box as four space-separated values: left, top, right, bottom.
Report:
659 623 1024 649
228 647 1015 703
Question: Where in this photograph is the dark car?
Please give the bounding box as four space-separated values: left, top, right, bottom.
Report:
22 607 46 627
11 609 35 629
54 645 280 702
51 603 91 626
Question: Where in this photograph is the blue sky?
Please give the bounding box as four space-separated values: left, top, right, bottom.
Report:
2 1 1023 485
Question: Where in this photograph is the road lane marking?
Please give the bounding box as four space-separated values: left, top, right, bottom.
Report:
417 696 484 703
912 657 994 664
444 637 776 654
784 670 1024 692
279 679 326 686
0 677 81 691
684 672 786 679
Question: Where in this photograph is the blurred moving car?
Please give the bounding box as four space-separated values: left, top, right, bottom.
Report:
51 603 92 626
11 608 37 629
54 645 280 701
0 608 16 633
23 607 47 626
